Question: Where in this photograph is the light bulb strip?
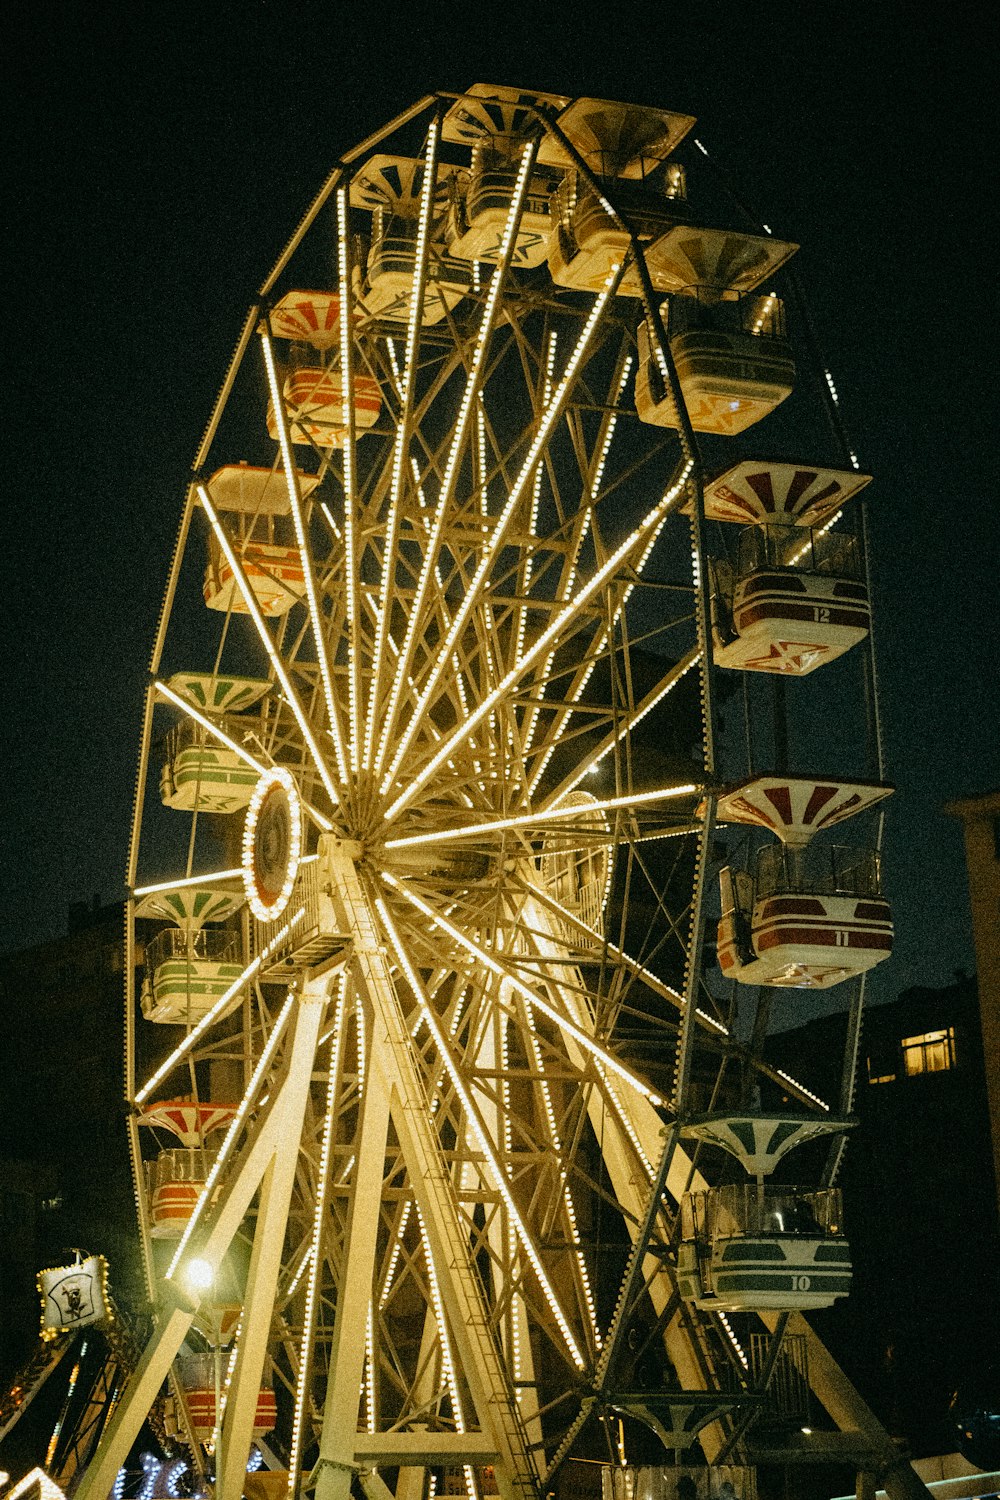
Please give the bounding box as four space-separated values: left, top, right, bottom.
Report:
718 1310 749 1369
241 767 303 922
133 868 243 898
364 1302 377 1434
539 648 701 810
415 1203 466 1430
382 873 664 1108
523 1004 600 1347
378 1199 412 1310
379 260 626 803
500 1013 524 1385
154 680 266 774
526 457 694 796
283 1243 314 1302
519 344 628 758
288 981 347 1495
373 141 539 781
134 907 305 1105
384 782 697 852
165 993 296 1279
514 329 558 668
260 330 350 786
197 486 340 811
335 185 363 775
384 445 687 825
363 122 441 770
520 508 592 757
376 896 586 1371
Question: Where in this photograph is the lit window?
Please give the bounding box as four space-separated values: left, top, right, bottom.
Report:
867 1046 896 1084
901 1027 956 1076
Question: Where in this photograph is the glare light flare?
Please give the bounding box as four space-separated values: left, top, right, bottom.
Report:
260 330 349 785
373 141 539 782
382 873 665 1107
376 895 586 1371
385 782 698 852
364 124 442 772
196 486 340 812
526 457 694 796
288 981 347 1497
385 448 690 825
164 994 296 1279
134 908 305 1105
379 260 626 803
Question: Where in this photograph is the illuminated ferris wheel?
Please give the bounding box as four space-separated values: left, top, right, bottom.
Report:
73 85 909 1500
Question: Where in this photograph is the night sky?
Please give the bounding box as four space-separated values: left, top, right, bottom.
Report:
5 1 998 1012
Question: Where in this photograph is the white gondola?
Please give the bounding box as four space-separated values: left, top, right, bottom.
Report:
442 82 571 149
635 291 795 435
536 95 695 176
548 169 688 292
163 670 270 716
442 84 568 267
679 1113 856 1178
537 94 693 292
350 156 471 325
631 223 797 300
717 845 892 989
678 1185 852 1311
200 464 314 615
140 926 243 1024
709 521 869 675
446 149 561 267
159 720 258 813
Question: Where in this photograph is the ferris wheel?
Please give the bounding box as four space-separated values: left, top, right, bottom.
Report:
70 84 919 1500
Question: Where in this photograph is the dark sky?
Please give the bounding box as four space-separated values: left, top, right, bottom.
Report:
4 1 998 1007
